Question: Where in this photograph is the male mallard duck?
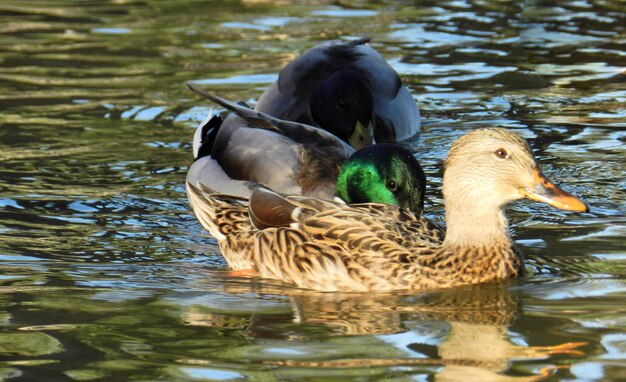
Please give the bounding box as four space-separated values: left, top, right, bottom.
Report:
186 84 426 214
254 38 420 143
187 128 588 292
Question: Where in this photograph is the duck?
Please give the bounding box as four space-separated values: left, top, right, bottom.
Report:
185 84 427 215
187 128 588 292
254 38 420 144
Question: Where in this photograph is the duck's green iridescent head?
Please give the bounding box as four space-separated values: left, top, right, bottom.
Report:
336 144 426 215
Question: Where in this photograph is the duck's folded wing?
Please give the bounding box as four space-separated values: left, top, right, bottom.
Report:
276 39 406 104
255 40 367 119
187 83 354 156
212 122 304 196
373 85 421 142
248 188 343 229
186 156 260 200
270 39 398 98
283 196 445 250
248 188 426 253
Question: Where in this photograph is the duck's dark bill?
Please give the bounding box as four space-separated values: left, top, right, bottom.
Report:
349 120 375 149
521 169 589 212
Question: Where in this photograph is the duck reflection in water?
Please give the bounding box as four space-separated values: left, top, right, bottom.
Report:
180 280 586 381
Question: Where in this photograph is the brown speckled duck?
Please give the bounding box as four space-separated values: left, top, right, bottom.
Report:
187 128 588 292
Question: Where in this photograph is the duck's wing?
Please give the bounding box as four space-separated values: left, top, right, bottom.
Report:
246 188 416 291
189 185 442 291
342 42 419 142
249 189 441 255
254 39 372 122
185 110 304 197
193 113 343 198
254 39 420 142
186 155 261 201
256 189 449 290
212 113 306 195
248 189 442 248
248 188 346 230
372 85 420 143
187 85 353 197
187 83 354 155
331 40 420 142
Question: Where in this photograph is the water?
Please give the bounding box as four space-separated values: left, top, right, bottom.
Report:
0 0 625 380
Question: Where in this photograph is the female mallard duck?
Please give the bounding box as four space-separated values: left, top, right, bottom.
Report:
186 84 426 214
254 38 420 143
187 128 588 292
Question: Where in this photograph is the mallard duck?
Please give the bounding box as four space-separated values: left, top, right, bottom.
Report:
254 38 420 143
187 128 588 292
186 84 426 214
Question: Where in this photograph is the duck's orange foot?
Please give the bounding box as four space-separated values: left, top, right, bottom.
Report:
226 269 257 278
524 341 588 359
539 341 588 357
536 364 572 379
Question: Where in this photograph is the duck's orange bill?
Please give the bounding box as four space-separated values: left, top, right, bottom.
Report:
520 168 589 212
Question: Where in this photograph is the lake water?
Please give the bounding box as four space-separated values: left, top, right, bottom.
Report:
1 0 625 380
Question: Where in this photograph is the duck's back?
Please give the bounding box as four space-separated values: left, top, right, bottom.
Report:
184 87 357 201
189 113 344 200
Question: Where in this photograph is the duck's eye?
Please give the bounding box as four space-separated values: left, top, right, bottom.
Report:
337 99 346 110
495 148 509 159
387 180 398 192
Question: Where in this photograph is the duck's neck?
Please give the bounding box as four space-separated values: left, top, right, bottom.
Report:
424 169 525 285
442 198 512 249
426 198 523 285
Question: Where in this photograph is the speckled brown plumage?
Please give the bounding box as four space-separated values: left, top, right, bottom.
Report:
187 182 518 292
187 128 587 292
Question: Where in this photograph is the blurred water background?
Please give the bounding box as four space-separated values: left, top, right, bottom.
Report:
0 0 625 380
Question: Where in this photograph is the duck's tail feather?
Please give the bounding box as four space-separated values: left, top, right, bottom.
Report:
186 181 251 242
187 83 282 133
349 36 371 45
193 110 223 160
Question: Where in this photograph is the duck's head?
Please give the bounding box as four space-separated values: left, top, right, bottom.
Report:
310 70 375 150
443 128 588 213
336 144 426 215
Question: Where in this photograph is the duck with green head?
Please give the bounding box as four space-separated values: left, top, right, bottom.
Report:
186 85 427 216
187 128 588 292
336 143 426 215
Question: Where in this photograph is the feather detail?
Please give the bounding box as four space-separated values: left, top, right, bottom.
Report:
187 181 523 292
